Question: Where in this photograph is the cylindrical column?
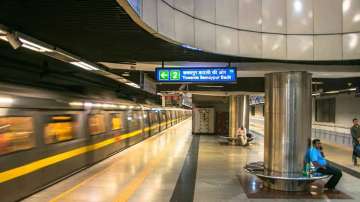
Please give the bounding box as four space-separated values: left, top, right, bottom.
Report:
264 71 312 191
229 95 250 143
229 95 239 144
238 95 250 132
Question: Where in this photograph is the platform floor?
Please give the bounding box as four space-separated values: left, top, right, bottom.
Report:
23 120 360 202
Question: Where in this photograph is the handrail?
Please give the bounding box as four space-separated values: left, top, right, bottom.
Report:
312 123 350 130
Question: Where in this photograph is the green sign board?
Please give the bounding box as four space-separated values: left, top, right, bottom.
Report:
159 70 169 80
170 70 181 80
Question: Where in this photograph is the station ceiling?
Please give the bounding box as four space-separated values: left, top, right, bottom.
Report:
0 1 359 95
0 0 246 63
0 42 160 103
0 0 360 65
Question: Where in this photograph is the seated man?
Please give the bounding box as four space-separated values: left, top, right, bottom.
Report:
236 126 253 146
309 139 342 190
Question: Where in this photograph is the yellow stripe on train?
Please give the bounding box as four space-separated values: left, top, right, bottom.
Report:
0 119 181 183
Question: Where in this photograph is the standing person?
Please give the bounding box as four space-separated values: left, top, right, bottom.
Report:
236 126 248 146
309 139 342 190
351 118 360 166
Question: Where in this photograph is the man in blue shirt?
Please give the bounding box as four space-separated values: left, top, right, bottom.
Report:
309 139 342 190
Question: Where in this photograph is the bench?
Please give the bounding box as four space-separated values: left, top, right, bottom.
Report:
244 161 330 191
218 136 253 146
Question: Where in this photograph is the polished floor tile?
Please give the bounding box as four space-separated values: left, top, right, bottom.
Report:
22 119 360 202
23 120 192 202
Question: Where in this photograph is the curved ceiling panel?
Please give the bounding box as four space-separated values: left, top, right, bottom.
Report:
135 0 360 61
0 0 359 65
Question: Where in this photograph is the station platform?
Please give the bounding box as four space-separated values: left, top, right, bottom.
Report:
23 120 360 202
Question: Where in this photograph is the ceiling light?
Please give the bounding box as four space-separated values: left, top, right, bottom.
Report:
0 35 8 42
69 102 83 106
353 14 360 23
349 34 358 49
84 102 93 107
118 78 128 83
326 90 340 94
93 103 102 108
103 104 116 108
19 37 53 52
181 44 202 51
0 27 9 42
294 0 303 13
6 33 22 49
119 105 128 109
70 61 99 71
125 82 140 88
343 0 351 13
271 44 280 51
122 72 130 77
312 81 323 85
0 97 14 104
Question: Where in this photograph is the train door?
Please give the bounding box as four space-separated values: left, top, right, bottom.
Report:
160 111 167 131
166 111 171 128
149 110 160 135
127 110 143 145
142 110 150 138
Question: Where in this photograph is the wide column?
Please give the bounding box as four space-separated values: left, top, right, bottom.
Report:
229 95 238 144
238 95 250 132
264 71 312 191
229 95 250 144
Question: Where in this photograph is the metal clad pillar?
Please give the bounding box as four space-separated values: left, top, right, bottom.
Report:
264 71 312 191
238 95 250 132
229 95 238 144
229 95 250 143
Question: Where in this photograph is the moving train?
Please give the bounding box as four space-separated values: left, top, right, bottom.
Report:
0 83 191 202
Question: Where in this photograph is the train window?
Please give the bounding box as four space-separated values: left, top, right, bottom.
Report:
89 114 106 135
0 116 34 155
111 112 125 131
143 111 149 126
149 111 159 123
160 111 166 122
128 111 142 129
44 115 75 144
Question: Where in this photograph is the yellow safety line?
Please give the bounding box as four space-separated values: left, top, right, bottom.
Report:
49 164 116 202
0 120 181 183
113 130 176 202
113 155 165 202
49 118 186 202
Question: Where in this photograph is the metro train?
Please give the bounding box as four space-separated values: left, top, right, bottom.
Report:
0 83 191 202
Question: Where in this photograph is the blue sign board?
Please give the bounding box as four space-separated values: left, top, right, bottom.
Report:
155 67 237 83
